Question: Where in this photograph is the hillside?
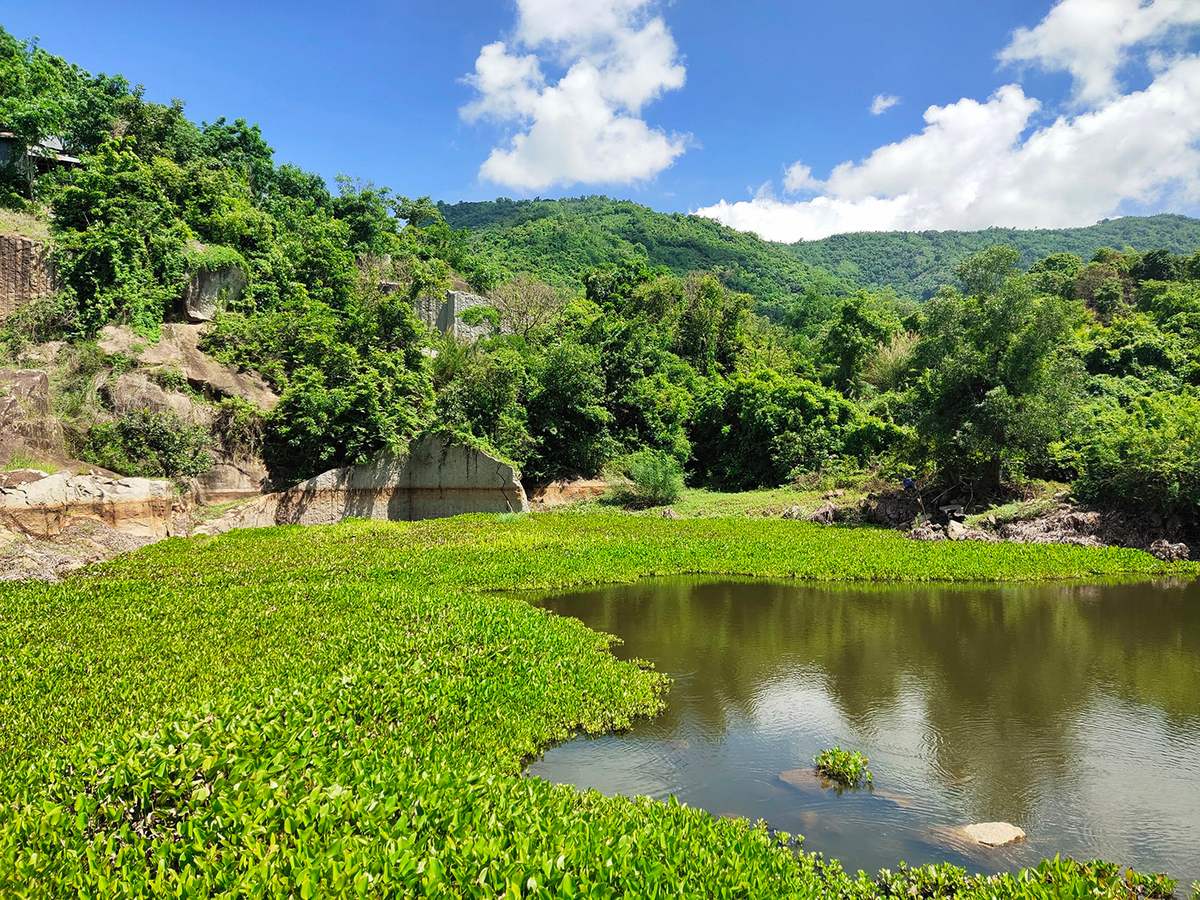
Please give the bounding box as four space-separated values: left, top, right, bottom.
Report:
786 214 1200 298
439 196 849 317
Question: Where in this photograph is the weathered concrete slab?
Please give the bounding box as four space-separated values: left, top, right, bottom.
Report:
197 434 527 534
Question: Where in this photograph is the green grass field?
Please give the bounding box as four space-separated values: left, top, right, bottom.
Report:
0 513 1190 896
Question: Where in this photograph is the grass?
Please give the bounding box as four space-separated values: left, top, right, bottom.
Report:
0 513 1190 896
0 207 51 242
815 747 873 787
0 452 59 473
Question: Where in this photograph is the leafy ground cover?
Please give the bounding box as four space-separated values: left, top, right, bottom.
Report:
0 513 1192 896
815 748 874 787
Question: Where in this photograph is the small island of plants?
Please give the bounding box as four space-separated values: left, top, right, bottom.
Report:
815 746 874 787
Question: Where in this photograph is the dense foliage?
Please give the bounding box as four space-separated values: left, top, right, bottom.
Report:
439 196 849 320
787 215 1200 298
0 515 1187 895
4 26 1200 526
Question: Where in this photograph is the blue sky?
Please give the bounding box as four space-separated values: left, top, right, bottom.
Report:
4 1 1200 240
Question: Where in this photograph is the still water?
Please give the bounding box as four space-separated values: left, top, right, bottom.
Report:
528 578 1200 882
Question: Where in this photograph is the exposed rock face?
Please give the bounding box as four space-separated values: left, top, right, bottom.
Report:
98 324 278 411
0 520 150 582
182 262 247 322
0 471 190 539
198 452 269 504
962 822 1026 847
528 478 611 510
107 372 213 426
1150 538 1190 562
0 369 67 463
197 435 527 535
0 235 55 321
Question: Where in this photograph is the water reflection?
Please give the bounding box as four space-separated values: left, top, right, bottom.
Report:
528 578 1200 881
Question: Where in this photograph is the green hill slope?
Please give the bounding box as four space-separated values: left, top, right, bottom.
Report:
786 214 1200 297
439 196 849 316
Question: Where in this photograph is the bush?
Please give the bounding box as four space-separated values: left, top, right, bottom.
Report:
616 450 684 508
80 409 213 478
1069 390 1200 520
814 747 873 787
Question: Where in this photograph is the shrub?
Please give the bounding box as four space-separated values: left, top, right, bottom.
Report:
617 449 684 508
80 409 213 478
1069 390 1200 520
814 747 873 787
211 396 264 458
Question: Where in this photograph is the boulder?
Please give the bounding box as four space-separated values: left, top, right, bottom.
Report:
909 522 946 542
946 519 996 542
197 434 527 535
1150 539 1190 562
0 368 67 463
961 822 1026 847
107 372 212 425
0 471 190 539
182 261 246 322
98 324 278 411
807 501 838 525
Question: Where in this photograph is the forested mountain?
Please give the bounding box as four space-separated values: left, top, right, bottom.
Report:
787 215 1200 298
439 196 849 319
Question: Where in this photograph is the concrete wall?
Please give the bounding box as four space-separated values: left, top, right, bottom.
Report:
406 288 491 341
0 236 55 321
197 434 528 534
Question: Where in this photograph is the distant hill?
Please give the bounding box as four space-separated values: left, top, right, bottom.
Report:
785 215 1200 298
439 197 849 317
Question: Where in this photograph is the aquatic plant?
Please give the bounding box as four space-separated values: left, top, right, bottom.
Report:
0 513 1186 895
815 746 874 787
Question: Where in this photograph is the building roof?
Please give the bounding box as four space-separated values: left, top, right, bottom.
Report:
0 132 81 165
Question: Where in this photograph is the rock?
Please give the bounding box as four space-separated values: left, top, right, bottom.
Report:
0 519 151 583
778 768 824 791
528 478 611 510
196 434 527 535
780 505 805 520
0 471 190 540
107 372 212 426
0 369 67 463
411 289 492 341
0 235 55 322
807 502 838 525
822 489 846 500
1150 538 1190 562
98 324 278 411
197 453 270 504
658 507 681 520
945 519 996 542
0 469 50 488
182 257 247 322
961 822 1026 847
909 522 946 541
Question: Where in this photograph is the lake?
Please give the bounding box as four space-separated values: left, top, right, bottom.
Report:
528 577 1200 883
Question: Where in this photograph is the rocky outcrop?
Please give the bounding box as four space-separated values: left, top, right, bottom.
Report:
0 235 55 321
197 452 269 503
0 520 150 583
182 261 246 322
0 369 67 463
106 372 213 426
0 471 191 539
197 435 527 535
98 324 278 411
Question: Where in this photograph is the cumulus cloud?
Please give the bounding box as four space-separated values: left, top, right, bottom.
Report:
462 0 687 191
999 0 1200 105
783 162 821 193
696 1 1200 242
870 94 900 115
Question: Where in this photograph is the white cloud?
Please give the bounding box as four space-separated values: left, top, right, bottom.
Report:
462 0 687 191
870 94 900 115
783 162 821 193
695 2 1200 242
999 0 1200 105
